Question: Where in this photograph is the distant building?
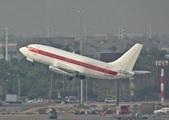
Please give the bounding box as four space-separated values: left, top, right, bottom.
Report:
0 43 17 60
81 38 162 60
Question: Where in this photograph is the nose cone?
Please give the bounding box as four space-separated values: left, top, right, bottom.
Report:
19 47 28 56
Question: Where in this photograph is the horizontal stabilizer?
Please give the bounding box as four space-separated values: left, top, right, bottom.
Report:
132 70 151 74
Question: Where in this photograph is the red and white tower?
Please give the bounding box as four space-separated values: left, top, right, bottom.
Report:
155 60 168 107
161 64 164 106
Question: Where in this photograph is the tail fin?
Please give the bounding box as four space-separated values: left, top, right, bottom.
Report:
109 43 143 71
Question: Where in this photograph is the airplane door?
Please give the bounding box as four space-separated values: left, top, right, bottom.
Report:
33 46 39 56
104 66 110 76
33 46 40 61
27 48 30 56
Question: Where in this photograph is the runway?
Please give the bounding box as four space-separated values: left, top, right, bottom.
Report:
0 114 169 120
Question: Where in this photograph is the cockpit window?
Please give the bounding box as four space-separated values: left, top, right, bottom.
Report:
27 45 33 51
26 45 30 48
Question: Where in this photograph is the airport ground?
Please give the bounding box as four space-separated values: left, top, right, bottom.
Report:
0 114 169 120
0 101 169 120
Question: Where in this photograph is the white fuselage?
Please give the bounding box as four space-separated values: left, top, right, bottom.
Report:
20 44 134 80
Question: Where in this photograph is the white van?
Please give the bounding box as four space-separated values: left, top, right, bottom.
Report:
104 98 116 103
153 107 169 115
28 98 43 103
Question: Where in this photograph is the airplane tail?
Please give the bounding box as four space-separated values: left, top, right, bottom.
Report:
109 43 143 71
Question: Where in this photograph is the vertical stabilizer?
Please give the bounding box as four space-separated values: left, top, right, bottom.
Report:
109 43 143 71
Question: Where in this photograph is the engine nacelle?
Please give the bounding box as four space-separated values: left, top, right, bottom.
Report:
49 65 74 76
26 57 33 62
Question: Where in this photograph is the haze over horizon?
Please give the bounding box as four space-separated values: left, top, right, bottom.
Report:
0 0 169 37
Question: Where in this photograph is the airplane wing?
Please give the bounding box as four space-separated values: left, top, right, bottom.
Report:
49 63 80 76
55 63 79 74
132 70 151 74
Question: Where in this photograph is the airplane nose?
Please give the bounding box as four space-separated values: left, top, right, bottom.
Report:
19 47 28 56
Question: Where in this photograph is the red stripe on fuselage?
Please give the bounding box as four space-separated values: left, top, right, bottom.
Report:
29 47 118 76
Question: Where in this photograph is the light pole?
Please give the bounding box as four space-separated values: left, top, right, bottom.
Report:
5 27 8 61
78 9 83 55
78 9 84 104
62 75 65 90
155 60 168 107
17 74 20 98
86 78 88 104
0 82 3 96
49 73 53 102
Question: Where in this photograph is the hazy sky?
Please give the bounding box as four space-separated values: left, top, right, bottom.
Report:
0 0 169 37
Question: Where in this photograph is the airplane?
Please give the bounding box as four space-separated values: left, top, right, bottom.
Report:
19 43 149 80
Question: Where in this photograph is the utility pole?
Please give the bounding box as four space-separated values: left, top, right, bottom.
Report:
49 73 53 102
86 78 88 104
78 9 84 104
116 79 120 114
78 9 83 55
121 28 126 40
118 26 126 40
116 79 119 106
62 75 65 90
47 26 50 38
149 25 152 39
85 26 87 40
118 26 121 40
5 27 8 61
18 76 20 98
0 84 2 96
17 74 20 98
